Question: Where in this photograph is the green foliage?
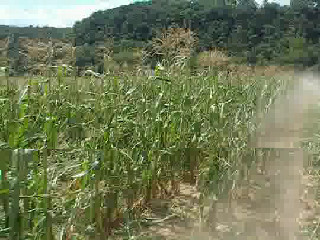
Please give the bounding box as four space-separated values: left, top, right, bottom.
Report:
69 0 320 67
112 50 141 66
1 0 320 68
0 61 294 239
0 25 72 39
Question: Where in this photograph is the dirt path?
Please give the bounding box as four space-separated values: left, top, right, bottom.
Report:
210 73 320 240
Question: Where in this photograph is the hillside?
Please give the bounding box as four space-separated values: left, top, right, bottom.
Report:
0 0 320 75
71 0 320 67
0 25 73 39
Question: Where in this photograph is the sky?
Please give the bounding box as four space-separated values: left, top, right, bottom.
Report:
1 0 290 28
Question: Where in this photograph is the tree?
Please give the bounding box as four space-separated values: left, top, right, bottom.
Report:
69 0 320 67
236 0 258 11
290 0 314 10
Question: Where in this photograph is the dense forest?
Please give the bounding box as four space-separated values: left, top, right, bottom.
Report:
1 0 320 69
71 0 320 68
0 25 73 39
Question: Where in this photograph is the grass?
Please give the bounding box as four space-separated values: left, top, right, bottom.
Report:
0 65 303 239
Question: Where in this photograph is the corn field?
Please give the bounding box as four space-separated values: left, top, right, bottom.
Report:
0 65 297 239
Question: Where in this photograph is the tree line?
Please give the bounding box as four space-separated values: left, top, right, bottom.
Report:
72 0 320 68
1 0 320 70
0 25 73 39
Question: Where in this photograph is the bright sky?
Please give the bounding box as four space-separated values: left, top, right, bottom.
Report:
1 0 290 28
